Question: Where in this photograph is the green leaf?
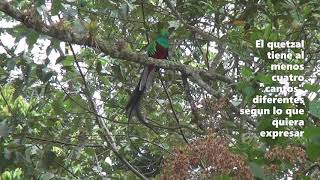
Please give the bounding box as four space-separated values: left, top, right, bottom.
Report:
51 0 62 15
35 0 45 7
6 58 16 71
1 171 12 180
43 71 53 83
215 174 231 180
256 73 273 85
249 162 267 180
305 127 320 160
26 31 39 49
304 83 320 92
111 64 124 81
42 150 57 168
299 175 312 180
310 135 320 146
263 23 272 39
35 65 52 83
36 65 45 81
241 67 253 77
96 60 102 74
40 172 54 180
304 127 320 138
306 143 320 160
12 79 24 100
309 100 320 118
57 56 74 67
55 56 65 64
12 168 23 180
0 121 10 138
243 86 255 97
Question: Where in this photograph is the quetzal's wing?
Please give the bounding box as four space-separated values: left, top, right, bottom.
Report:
147 41 157 57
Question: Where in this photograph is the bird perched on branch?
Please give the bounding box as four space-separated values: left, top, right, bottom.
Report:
126 28 170 130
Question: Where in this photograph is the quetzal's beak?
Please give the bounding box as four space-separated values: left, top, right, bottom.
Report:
168 27 175 33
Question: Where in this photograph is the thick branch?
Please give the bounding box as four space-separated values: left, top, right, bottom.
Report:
0 0 231 85
0 0 256 128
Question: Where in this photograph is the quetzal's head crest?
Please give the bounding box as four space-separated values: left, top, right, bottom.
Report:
159 28 170 38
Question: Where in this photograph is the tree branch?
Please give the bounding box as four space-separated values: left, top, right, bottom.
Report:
159 75 189 144
0 0 255 134
12 133 104 148
181 74 202 128
0 0 231 86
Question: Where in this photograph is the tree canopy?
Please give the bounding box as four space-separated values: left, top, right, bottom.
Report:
0 0 320 179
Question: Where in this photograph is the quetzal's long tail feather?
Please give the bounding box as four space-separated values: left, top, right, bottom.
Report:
126 65 156 130
126 83 145 121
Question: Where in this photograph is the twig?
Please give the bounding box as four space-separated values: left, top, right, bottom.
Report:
141 0 150 44
181 74 201 128
159 75 189 144
0 89 13 114
34 144 79 178
12 133 104 148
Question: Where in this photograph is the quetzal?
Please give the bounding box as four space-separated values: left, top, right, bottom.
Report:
126 29 169 129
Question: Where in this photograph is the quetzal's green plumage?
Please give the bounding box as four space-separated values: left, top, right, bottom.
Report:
147 29 170 56
126 29 169 130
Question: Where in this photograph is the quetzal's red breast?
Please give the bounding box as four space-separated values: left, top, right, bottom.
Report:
147 42 168 71
150 42 168 59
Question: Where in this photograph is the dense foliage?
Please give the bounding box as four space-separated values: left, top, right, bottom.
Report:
0 0 319 179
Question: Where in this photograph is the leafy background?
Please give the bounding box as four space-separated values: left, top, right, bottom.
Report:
0 0 319 179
